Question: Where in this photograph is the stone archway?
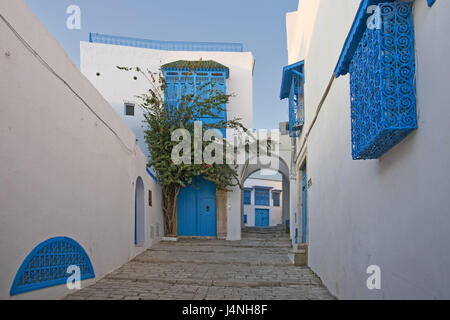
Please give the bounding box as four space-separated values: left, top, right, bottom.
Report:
240 155 291 233
135 176 145 245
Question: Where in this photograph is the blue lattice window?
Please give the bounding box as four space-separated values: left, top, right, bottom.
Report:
244 188 252 205
254 187 270 206
162 61 228 137
335 1 417 160
272 191 280 207
280 61 305 138
10 237 95 296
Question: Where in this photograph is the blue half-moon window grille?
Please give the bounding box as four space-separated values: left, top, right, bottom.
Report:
254 187 270 206
10 237 95 296
335 1 417 160
244 189 252 205
162 60 229 137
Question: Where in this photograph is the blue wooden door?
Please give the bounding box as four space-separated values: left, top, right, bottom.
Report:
198 197 216 236
302 168 307 243
178 176 217 236
255 209 269 227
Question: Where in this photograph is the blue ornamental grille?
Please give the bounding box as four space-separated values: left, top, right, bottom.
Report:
349 2 417 160
10 237 95 295
289 74 304 138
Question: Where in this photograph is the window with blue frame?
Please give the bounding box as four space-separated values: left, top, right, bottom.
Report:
335 1 417 160
162 60 229 137
244 188 252 205
272 191 280 207
254 187 270 206
244 214 248 224
280 61 305 137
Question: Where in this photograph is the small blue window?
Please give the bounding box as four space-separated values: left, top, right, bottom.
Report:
244 214 248 224
10 237 95 296
254 187 270 206
244 189 251 205
273 191 280 207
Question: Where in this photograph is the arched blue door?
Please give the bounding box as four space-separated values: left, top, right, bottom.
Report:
178 176 217 236
135 177 145 245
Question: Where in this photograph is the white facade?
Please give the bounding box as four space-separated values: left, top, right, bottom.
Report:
0 0 163 299
80 39 254 159
284 0 450 299
243 177 283 227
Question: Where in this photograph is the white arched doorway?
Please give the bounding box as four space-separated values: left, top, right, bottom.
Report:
240 156 291 233
135 176 145 245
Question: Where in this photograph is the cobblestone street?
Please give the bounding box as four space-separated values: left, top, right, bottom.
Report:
64 227 334 300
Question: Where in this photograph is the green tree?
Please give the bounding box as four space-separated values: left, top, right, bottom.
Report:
118 65 252 236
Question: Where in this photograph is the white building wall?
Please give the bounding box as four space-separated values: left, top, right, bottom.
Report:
0 0 163 299
286 0 450 299
80 40 254 241
243 178 283 227
80 41 255 158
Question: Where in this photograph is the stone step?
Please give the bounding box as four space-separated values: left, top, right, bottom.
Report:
103 275 322 288
134 251 294 267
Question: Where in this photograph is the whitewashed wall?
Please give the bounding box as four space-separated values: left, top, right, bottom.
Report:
286 0 450 299
243 178 283 227
80 41 255 158
80 40 254 241
0 0 163 299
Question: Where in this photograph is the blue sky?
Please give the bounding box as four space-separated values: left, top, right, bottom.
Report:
25 0 298 130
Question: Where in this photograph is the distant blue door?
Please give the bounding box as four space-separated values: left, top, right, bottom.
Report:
178 176 217 236
302 167 307 243
255 209 269 227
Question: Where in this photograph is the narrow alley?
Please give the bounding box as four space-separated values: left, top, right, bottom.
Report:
64 227 334 300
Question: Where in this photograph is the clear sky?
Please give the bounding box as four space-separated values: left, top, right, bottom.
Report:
24 0 298 130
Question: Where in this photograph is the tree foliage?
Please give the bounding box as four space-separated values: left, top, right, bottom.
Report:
118 65 251 236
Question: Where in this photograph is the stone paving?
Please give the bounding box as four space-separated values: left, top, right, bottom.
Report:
63 226 335 300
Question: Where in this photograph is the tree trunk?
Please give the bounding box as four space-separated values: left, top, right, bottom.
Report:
162 186 180 237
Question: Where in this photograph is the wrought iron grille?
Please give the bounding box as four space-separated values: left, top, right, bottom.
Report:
349 2 417 160
289 74 304 138
10 237 95 295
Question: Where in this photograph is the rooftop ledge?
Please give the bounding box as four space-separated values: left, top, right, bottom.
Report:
89 33 244 53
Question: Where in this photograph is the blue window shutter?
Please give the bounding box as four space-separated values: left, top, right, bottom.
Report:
164 68 227 138
244 189 251 205
427 0 436 7
10 237 95 295
254 188 270 206
273 192 280 207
